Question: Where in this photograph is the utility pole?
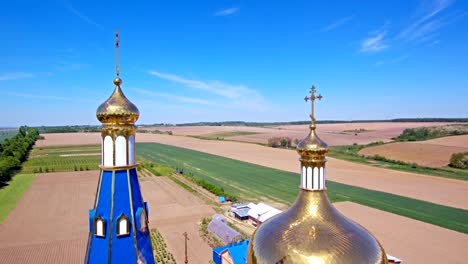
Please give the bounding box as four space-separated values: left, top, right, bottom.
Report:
183 232 189 264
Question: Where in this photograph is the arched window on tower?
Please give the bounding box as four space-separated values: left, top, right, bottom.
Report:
136 207 148 232
94 217 106 238
116 214 130 237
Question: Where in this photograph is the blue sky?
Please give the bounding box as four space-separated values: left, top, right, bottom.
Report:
1 0 467 126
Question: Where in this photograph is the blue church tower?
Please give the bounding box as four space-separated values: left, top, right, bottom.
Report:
85 30 155 264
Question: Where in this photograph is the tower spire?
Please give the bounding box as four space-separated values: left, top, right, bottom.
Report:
87 30 154 264
304 85 322 130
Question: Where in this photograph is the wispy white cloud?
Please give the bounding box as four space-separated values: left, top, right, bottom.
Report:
0 72 34 81
321 15 355 32
358 0 462 55
376 55 410 66
62 1 103 29
135 88 213 105
398 0 453 42
147 70 267 111
360 30 388 53
214 7 240 16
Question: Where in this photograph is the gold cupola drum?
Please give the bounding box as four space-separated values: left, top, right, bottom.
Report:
246 86 388 264
85 30 155 264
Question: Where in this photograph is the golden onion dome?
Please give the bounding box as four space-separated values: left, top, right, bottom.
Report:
96 77 140 125
247 86 388 264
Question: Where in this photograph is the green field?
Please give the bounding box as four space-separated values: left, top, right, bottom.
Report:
0 129 17 143
0 174 36 223
21 145 101 173
137 142 468 234
192 131 261 140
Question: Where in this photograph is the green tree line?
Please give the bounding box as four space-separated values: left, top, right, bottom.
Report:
0 126 40 185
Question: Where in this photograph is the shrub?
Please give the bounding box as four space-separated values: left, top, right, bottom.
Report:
450 152 468 169
268 137 292 148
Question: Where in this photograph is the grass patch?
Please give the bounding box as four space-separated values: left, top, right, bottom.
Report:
21 145 101 173
139 160 174 176
0 174 36 223
168 175 196 193
330 144 468 181
192 131 260 140
137 142 468 234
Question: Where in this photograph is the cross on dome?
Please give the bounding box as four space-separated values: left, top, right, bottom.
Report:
304 85 323 130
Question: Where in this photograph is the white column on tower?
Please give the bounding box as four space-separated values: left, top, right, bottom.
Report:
313 167 319 190
128 135 135 165
103 136 114 166
301 166 307 189
115 136 127 166
306 167 312 189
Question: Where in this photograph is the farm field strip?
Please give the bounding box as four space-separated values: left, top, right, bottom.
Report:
137 142 468 234
21 145 101 173
0 174 36 223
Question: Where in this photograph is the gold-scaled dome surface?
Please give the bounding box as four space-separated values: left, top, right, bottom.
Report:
296 125 328 159
247 85 387 264
96 77 139 125
247 191 387 264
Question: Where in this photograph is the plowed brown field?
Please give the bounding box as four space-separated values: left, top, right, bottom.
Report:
336 202 468 264
360 135 468 167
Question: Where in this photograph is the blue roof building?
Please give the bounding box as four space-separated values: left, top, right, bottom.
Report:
213 240 250 264
84 30 154 264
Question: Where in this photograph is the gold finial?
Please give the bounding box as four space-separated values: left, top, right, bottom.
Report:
304 85 323 130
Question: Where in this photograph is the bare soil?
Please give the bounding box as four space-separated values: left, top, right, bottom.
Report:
0 171 215 264
140 176 215 264
0 171 96 264
360 135 468 167
37 133 468 210
335 202 468 264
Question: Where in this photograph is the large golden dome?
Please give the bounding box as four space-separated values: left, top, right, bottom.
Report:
96 77 139 125
247 86 388 264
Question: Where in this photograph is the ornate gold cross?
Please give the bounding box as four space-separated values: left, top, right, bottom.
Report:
304 85 323 128
115 28 120 77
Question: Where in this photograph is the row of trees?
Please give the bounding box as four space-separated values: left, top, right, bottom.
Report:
395 126 468 141
0 126 40 184
267 137 299 148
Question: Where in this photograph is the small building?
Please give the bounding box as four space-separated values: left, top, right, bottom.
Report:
229 203 254 220
247 203 282 226
233 208 250 220
213 240 250 264
208 214 242 244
